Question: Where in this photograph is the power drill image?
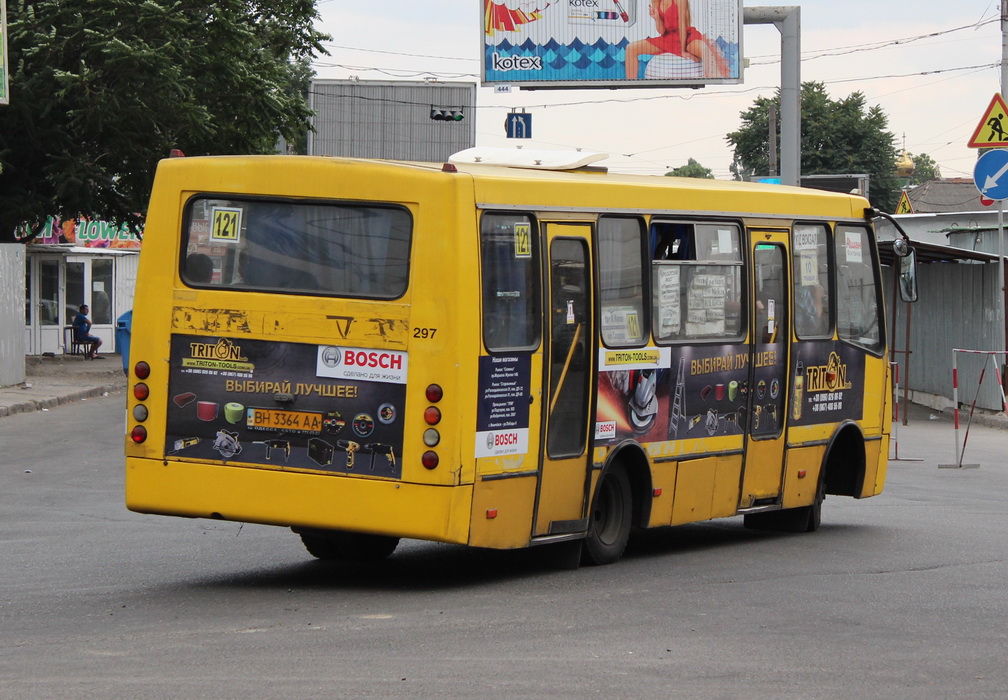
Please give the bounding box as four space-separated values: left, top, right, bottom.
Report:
253 439 291 462
365 443 396 471
337 439 360 469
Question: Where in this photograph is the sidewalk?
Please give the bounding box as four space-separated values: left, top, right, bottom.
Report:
0 354 127 418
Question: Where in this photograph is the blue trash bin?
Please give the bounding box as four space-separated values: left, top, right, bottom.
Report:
116 310 133 375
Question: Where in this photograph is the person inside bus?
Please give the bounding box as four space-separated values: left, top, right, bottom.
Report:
72 304 103 359
653 223 692 260
796 281 828 336
185 253 214 284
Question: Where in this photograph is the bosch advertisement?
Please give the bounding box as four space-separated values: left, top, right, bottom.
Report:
164 335 406 478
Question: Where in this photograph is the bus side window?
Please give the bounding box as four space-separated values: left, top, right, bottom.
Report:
834 225 882 351
480 213 541 352
599 216 647 347
792 223 832 338
653 221 744 343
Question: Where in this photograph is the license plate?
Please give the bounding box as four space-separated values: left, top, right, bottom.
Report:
246 408 323 434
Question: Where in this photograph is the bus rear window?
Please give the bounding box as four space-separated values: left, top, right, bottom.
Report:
181 197 411 298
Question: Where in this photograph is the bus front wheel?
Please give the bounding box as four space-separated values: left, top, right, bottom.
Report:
582 467 632 566
296 528 400 562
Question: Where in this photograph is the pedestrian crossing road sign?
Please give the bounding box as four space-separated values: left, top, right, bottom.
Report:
967 93 1008 148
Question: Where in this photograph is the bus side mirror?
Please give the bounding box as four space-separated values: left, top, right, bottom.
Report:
897 246 918 303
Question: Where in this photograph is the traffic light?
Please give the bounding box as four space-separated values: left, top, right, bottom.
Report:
430 106 465 121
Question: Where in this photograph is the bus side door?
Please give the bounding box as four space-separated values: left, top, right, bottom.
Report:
533 223 595 537
740 232 791 507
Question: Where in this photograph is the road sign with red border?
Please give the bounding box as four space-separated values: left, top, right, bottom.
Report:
968 93 1008 148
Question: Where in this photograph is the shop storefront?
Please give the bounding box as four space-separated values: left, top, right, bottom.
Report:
22 217 141 356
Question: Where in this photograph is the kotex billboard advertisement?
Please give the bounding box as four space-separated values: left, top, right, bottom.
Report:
483 0 742 88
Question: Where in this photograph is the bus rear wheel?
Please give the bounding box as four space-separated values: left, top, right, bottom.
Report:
582 467 632 566
296 528 400 562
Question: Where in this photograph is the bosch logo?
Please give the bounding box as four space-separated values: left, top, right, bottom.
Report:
321 346 342 368
344 350 403 370
493 432 519 447
487 433 495 450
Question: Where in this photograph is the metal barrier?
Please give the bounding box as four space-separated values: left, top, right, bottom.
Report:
945 349 1008 469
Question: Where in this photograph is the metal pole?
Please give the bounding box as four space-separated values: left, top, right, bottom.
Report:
769 104 778 178
1002 1 1008 374
743 6 801 187
952 350 961 465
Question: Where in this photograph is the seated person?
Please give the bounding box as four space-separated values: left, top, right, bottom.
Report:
72 304 103 359
185 253 215 284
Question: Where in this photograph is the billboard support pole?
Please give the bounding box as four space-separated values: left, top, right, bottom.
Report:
743 6 800 186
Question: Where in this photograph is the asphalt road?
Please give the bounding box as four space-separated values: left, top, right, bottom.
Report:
2 392 1006 698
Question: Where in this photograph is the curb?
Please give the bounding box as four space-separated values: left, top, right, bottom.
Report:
0 383 125 418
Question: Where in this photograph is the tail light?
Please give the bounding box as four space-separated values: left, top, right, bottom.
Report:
130 361 150 443
421 384 443 468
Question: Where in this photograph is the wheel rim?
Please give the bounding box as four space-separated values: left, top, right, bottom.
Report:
592 475 626 546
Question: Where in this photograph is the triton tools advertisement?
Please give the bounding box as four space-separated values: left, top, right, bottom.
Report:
164 335 406 478
594 340 865 444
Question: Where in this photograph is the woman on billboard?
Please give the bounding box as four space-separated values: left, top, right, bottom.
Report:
625 0 729 80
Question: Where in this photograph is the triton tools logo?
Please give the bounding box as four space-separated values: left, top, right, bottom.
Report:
189 338 248 362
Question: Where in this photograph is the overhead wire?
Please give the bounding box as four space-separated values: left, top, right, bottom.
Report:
310 16 1001 175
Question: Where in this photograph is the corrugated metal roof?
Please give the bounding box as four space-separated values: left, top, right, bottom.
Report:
906 179 984 213
878 238 1003 266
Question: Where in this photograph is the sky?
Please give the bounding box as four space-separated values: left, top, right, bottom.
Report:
312 1 1004 180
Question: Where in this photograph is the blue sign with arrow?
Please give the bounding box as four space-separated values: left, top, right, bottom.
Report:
506 112 532 139
973 148 1008 201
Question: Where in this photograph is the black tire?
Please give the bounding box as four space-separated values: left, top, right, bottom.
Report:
296 528 399 562
743 478 825 533
582 467 632 566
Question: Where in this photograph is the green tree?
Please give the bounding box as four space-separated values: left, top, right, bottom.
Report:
0 0 328 241
666 158 714 179
908 152 941 185
726 81 900 212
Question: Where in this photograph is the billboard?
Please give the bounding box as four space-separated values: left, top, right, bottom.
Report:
483 0 742 88
1 0 8 105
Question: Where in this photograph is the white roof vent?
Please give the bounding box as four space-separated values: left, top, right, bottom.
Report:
449 147 608 171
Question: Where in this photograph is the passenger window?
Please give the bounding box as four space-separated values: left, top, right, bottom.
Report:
480 213 541 352
652 221 744 342
835 225 882 352
599 216 647 347
792 224 832 338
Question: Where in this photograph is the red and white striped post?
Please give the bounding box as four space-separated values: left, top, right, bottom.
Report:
947 349 1008 468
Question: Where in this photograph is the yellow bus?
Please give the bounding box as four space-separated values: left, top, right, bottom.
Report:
124 149 916 566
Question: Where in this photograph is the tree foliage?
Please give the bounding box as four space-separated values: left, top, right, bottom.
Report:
726 81 900 212
0 0 328 240
908 152 941 185
666 157 714 179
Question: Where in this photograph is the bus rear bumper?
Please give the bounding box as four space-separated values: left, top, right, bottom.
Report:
125 457 473 545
